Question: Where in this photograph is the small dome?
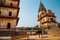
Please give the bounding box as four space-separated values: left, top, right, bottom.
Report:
47 10 52 13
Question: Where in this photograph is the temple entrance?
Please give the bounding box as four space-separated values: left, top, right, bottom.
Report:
7 23 11 29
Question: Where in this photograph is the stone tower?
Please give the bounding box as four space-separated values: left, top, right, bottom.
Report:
0 0 20 36
38 1 58 29
0 0 20 29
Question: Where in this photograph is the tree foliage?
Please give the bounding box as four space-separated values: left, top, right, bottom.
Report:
34 25 38 28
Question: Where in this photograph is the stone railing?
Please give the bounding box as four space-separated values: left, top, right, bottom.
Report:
0 28 16 31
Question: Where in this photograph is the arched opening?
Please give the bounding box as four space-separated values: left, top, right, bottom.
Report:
42 12 44 14
0 11 1 16
50 18 53 21
9 11 12 16
47 26 51 29
10 3 13 6
7 23 11 29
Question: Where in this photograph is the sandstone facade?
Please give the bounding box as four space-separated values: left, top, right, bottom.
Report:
38 2 58 29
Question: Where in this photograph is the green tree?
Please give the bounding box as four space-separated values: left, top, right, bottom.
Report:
34 25 38 28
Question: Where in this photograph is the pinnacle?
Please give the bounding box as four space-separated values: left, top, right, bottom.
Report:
38 1 46 12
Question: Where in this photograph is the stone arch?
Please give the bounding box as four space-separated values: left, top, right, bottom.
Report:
7 23 11 29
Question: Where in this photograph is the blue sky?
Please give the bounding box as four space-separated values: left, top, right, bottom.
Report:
17 0 60 27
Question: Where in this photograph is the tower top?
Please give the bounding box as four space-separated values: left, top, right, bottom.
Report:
38 1 46 12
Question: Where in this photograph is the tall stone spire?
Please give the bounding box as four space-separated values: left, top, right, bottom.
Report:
38 1 46 12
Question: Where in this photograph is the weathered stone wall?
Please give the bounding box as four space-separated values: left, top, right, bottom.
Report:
38 21 42 28
0 7 18 17
5 0 18 7
0 18 17 28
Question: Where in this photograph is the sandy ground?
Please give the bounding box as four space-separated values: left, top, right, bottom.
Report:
20 35 60 40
